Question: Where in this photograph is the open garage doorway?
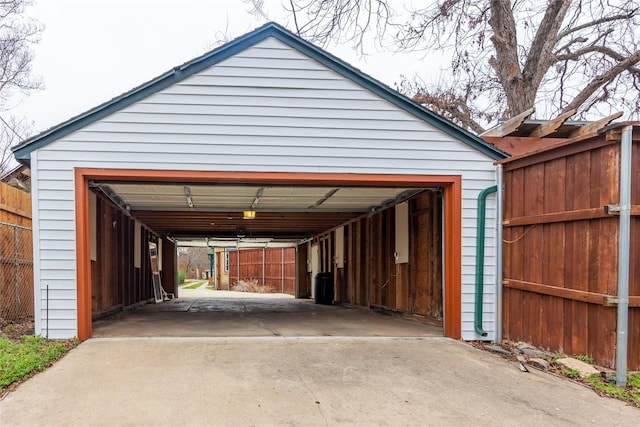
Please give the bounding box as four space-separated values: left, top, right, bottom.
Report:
77 169 461 340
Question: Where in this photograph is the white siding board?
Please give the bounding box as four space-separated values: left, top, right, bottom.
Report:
39 249 75 261
182 74 358 90
212 56 324 69
38 308 76 319
38 179 76 190
40 259 76 270
40 239 76 251
38 269 76 280
38 151 493 169
202 66 340 80
58 135 467 151
38 190 75 201
38 280 77 290
101 113 430 131
39 209 75 220
39 220 75 230
148 95 390 112
124 103 413 120
31 36 499 340
161 84 370 99
39 298 78 310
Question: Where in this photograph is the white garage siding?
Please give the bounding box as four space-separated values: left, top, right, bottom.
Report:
26 32 501 340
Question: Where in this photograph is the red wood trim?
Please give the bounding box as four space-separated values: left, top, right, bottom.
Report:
75 169 92 340
74 168 464 339
443 178 462 339
75 169 460 187
503 279 640 307
499 135 618 171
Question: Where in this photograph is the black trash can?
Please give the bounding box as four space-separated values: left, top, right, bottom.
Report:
314 272 334 305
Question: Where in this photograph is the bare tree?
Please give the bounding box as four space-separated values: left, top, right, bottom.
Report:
265 0 639 131
0 115 31 175
178 247 211 279
0 0 42 109
0 0 42 174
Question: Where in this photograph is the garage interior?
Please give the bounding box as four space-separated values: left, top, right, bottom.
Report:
84 173 448 338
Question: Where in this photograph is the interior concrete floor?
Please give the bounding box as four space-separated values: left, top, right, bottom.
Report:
92 289 442 338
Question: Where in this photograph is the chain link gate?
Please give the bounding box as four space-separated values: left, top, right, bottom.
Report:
0 222 33 323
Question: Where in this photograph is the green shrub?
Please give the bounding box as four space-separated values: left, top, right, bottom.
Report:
574 354 594 364
563 368 580 379
178 270 186 285
0 335 77 393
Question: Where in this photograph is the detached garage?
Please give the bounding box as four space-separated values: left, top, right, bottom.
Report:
12 22 506 341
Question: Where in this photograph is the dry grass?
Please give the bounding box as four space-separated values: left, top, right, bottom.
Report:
231 278 277 293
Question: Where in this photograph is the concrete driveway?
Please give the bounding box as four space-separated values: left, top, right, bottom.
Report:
1 290 638 426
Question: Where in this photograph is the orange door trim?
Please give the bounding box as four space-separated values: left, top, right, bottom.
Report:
74 168 462 340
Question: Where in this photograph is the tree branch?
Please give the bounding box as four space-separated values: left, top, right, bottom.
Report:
522 0 571 85
413 90 486 134
562 50 640 114
554 45 640 75
557 10 637 40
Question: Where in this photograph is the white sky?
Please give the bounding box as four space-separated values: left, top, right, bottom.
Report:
10 0 441 136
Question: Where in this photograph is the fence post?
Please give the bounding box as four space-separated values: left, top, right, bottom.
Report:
13 225 19 321
281 248 285 293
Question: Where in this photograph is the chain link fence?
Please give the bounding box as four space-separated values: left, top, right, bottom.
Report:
0 222 33 323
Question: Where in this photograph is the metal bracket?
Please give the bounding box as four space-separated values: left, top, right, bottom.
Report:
604 296 629 306
604 205 620 215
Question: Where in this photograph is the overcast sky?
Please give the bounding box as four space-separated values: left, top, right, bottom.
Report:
10 0 439 137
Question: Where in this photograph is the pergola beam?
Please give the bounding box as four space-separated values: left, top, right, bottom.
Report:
482 108 535 137
529 109 576 138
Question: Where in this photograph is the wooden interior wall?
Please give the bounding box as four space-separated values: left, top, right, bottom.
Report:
228 248 296 294
296 244 309 298
502 134 640 369
162 239 176 294
91 194 155 316
317 192 443 323
410 192 443 319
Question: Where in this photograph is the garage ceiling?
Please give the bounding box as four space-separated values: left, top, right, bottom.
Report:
92 182 430 242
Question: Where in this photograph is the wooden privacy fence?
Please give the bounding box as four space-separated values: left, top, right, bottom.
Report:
501 126 640 369
228 247 295 294
0 182 33 322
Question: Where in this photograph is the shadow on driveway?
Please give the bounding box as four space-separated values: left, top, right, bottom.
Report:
2 291 638 426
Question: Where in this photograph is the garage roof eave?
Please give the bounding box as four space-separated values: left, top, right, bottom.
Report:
11 22 508 163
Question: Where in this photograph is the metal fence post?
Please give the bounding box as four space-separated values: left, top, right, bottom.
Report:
13 225 19 321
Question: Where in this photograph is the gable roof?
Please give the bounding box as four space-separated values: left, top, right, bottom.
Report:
12 22 507 165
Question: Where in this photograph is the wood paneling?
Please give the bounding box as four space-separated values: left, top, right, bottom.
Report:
91 194 156 317
410 192 443 320
317 192 443 324
502 132 640 369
